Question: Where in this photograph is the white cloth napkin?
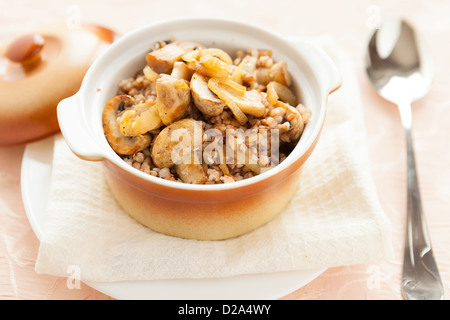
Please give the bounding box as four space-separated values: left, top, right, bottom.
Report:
35 36 393 282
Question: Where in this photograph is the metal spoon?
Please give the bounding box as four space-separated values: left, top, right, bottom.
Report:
365 18 443 300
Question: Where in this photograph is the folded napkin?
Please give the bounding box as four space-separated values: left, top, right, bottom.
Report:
35 36 393 282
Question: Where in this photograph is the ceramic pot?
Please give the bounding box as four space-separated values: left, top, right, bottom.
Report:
57 18 341 240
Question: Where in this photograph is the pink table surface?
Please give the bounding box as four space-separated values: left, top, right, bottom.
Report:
1 0 449 300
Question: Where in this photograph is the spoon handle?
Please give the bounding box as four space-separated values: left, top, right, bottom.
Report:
397 102 443 300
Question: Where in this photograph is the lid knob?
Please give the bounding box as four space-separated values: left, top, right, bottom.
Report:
5 34 46 68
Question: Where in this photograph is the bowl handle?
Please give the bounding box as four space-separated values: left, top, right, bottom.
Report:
57 94 106 161
288 38 342 96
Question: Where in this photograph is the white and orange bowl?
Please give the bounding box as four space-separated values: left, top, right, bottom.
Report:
57 17 341 240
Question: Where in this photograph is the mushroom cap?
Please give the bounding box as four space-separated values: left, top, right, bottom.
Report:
145 41 205 74
102 95 151 155
175 163 207 184
151 118 203 168
156 74 191 125
190 73 225 116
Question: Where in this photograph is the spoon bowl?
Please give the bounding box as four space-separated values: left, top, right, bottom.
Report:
365 18 443 300
366 18 435 104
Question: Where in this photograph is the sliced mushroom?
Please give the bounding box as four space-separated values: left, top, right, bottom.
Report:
151 118 201 167
117 100 163 136
208 78 248 125
143 65 159 81
151 118 207 184
170 61 194 81
231 89 266 117
145 41 205 74
276 101 304 143
102 95 151 155
156 74 191 126
208 78 265 118
175 163 208 184
254 61 292 87
190 73 225 116
182 49 231 78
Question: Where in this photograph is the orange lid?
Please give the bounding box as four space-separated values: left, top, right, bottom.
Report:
0 24 118 146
